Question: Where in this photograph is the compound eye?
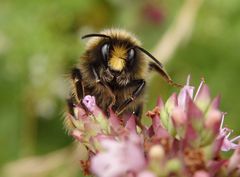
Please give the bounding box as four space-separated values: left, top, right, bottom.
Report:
127 48 135 61
101 43 110 61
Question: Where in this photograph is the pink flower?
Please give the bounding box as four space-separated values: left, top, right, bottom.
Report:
67 76 240 177
82 95 96 112
71 129 83 141
138 171 157 177
228 142 240 174
219 113 240 151
194 79 211 112
142 2 164 25
178 75 194 110
205 109 222 134
194 170 210 177
91 134 146 177
172 106 187 126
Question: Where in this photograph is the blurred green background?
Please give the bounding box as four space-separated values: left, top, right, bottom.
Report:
0 0 240 176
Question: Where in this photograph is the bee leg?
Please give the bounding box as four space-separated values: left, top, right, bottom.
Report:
66 98 75 117
65 97 78 130
116 80 145 116
71 68 85 102
149 62 182 88
134 103 143 118
133 103 145 128
92 66 101 83
92 67 116 108
71 68 92 114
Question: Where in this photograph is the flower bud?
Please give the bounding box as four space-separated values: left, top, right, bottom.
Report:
149 145 165 160
165 158 181 173
194 170 210 177
82 95 96 112
228 143 240 174
172 107 187 126
138 171 156 177
71 129 83 141
205 109 221 134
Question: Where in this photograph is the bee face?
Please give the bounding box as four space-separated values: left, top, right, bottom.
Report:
101 42 136 72
85 29 142 75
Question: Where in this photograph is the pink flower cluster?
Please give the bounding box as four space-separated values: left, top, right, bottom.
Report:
66 76 240 177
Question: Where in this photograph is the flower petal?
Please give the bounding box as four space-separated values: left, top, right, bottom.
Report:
205 109 221 135
209 96 221 110
178 75 195 109
109 109 122 130
172 106 187 126
207 160 227 176
187 97 203 120
194 170 210 177
138 171 157 177
213 136 225 157
194 84 211 112
156 97 164 109
125 114 137 133
165 93 178 113
228 142 240 174
82 95 96 112
71 129 84 141
91 135 146 177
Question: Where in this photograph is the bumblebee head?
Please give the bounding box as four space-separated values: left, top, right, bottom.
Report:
82 29 163 75
82 29 141 73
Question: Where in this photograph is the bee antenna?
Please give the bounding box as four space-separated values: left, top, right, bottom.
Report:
134 46 163 68
135 46 183 88
81 34 112 40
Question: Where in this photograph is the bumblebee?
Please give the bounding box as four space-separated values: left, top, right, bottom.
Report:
67 29 181 118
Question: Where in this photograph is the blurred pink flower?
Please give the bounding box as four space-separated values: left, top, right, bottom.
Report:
228 142 240 174
142 2 165 25
91 134 146 177
71 129 83 141
219 113 240 151
193 170 210 177
178 75 194 110
67 77 240 177
138 171 157 177
82 95 96 112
